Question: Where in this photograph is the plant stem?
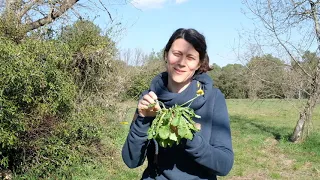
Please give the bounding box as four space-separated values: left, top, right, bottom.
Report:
181 95 199 107
156 100 166 110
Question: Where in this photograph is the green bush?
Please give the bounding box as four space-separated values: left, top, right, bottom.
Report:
0 14 26 42
0 19 132 178
17 106 105 178
0 37 76 172
126 72 153 99
59 20 118 98
125 60 165 100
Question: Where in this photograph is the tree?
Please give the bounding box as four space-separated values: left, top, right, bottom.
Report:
218 64 248 99
289 51 319 99
207 63 222 88
243 0 320 142
246 54 286 99
0 0 114 42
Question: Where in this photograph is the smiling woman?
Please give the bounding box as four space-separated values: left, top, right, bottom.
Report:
122 28 234 180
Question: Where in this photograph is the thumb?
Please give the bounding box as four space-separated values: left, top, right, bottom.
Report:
195 123 201 130
153 103 161 112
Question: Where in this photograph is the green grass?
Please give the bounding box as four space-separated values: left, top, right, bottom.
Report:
63 101 147 180
39 99 319 180
222 99 320 180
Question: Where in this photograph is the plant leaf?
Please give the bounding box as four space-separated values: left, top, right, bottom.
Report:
169 132 178 141
172 116 180 126
147 129 154 139
185 129 193 140
159 126 170 139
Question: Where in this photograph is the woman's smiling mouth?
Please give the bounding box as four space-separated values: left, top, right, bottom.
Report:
174 67 185 74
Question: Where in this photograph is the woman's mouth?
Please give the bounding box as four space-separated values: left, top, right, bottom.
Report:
174 68 185 74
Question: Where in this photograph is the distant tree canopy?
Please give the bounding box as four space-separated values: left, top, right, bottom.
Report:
214 64 248 99
206 53 319 99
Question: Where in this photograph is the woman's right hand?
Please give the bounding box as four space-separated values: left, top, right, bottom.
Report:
137 91 161 117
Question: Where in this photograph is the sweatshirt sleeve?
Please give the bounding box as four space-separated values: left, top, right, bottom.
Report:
184 89 234 176
122 91 154 168
122 114 154 168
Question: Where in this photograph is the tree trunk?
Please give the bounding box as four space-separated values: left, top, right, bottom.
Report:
291 59 320 142
299 81 302 99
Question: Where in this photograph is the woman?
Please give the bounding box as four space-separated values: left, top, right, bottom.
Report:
122 28 234 180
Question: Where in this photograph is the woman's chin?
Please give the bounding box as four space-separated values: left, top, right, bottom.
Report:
171 76 190 85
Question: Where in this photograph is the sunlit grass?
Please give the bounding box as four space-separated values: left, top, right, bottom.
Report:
222 99 320 180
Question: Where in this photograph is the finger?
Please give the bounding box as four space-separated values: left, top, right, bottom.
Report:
140 100 149 106
138 104 148 110
153 103 161 111
143 94 155 105
195 123 201 130
148 91 158 100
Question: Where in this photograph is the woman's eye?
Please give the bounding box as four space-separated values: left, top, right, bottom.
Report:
173 53 180 57
188 57 195 60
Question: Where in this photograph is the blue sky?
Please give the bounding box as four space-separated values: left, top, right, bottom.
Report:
90 0 252 67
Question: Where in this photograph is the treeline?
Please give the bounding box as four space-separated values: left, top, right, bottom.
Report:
208 52 317 99
126 52 317 100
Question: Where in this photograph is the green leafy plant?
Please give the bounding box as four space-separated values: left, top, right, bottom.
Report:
147 88 204 148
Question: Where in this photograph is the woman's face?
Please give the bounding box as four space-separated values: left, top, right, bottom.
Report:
166 38 200 86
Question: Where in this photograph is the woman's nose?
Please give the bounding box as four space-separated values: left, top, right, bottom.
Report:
177 56 187 66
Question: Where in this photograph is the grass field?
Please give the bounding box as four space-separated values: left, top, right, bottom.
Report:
61 99 320 180
223 99 320 180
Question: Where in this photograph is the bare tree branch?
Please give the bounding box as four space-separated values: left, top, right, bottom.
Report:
98 0 113 22
244 0 313 78
24 0 79 32
17 0 42 20
269 0 313 78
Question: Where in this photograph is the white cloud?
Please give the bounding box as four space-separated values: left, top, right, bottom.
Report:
175 0 188 4
131 0 188 10
131 0 168 10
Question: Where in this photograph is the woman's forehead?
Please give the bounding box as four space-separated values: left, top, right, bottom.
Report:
171 39 199 55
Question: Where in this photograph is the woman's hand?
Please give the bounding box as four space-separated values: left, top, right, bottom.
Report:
137 91 161 117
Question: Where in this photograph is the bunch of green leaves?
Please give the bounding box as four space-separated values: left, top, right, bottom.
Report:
147 102 200 148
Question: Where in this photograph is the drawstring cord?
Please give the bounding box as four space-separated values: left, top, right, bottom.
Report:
152 139 160 176
153 139 159 164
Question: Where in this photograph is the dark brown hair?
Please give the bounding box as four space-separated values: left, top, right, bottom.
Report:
163 28 213 73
